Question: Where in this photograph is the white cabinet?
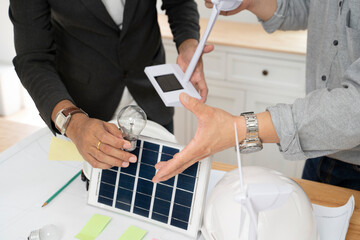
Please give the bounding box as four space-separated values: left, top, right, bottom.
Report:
162 38 306 178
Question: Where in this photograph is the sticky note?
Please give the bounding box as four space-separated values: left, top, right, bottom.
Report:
75 214 111 240
118 225 147 240
48 136 84 161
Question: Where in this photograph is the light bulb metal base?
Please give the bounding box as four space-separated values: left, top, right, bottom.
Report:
28 229 40 240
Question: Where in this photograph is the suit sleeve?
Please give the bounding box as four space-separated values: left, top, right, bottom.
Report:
161 0 200 49
9 0 74 133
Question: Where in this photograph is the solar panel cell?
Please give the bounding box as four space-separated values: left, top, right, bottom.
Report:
155 183 173 201
162 146 180 156
134 192 152 210
98 196 113 206
176 174 196 192
136 178 154 196
139 163 156 180
182 162 198 177
116 188 133 205
118 174 135 190
151 212 168 223
101 170 117 184
120 162 137 175
115 201 131 211
172 204 191 223
99 183 115 199
153 198 171 216
133 206 149 217
174 189 193 207
170 218 188 230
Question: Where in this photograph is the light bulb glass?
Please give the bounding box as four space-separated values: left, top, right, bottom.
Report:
28 224 60 240
117 105 147 151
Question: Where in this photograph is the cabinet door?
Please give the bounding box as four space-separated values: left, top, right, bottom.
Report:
243 91 306 178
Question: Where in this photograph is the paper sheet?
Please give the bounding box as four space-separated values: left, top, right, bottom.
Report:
48 136 83 161
313 196 355 240
118 225 147 240
75 214 111 240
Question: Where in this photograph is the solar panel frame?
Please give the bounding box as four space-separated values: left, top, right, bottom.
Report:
88 135 211 239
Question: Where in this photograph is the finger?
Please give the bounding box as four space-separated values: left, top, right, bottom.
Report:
205 2 213 8
96 126 130 150
91 146 127 167
84 152 113 169
98 141 137 163
103 122 132 149
203 44 214 54
180 92 208 116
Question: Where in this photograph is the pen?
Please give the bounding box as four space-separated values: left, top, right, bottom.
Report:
42 170 82 207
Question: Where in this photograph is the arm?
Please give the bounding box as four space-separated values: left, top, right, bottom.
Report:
204 0 310 33
152 93 280 182
10 0 136 169
162 0 213 102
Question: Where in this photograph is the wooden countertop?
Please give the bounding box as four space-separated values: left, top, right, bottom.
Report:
158 14 307 55
1 119 359 239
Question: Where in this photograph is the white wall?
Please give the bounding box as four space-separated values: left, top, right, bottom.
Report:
0 1 15 64
157 0 258 23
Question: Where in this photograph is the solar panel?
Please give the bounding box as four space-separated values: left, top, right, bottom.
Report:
88 135 211 238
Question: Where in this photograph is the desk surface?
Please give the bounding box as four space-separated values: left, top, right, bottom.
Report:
1 119 359 239
158 14 307 56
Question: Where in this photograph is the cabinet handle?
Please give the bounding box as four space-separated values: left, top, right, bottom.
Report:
262 70 269 76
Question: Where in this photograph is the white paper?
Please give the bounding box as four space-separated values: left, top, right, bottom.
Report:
313 196 355 240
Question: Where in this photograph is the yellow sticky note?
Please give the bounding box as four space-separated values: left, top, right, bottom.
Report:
48 136 84 161
118 226 147 240
75 214 112 240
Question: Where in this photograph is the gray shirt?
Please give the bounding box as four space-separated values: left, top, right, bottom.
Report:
262 0 360 165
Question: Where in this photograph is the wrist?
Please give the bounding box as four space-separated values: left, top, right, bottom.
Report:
65 113 89 139
178 39 198 53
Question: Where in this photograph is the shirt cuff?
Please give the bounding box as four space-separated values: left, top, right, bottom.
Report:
259 0 287 33
267 104 307 160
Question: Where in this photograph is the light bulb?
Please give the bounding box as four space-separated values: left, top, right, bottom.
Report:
28 224 60 240
117 105 147 151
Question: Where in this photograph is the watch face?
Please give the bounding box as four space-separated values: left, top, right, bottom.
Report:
239 140 263 154
55 112 69 135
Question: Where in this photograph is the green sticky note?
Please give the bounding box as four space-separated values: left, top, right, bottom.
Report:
75 214 111 240
118 225 147 240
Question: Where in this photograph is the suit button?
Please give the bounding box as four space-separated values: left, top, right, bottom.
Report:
321 75 327 81
333 40 338 46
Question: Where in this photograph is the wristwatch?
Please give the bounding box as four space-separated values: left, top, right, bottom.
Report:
54 107 88 135
239 112 263 153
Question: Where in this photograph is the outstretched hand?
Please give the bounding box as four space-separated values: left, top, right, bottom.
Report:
152 93 245 183
177 39 214 102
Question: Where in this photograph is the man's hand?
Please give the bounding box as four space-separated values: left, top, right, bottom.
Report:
204 0 277 21
177 39 214 103
66 114 137 169
152 92 245 183
204 0 251 16
52 100 137 169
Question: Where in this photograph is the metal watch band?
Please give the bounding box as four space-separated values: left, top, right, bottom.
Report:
241 112 259 140
239 112 263 153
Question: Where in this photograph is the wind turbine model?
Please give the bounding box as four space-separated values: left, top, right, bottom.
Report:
145 0 243 106
233 122 293 240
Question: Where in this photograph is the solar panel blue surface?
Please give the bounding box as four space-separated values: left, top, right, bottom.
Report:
95 138 202 232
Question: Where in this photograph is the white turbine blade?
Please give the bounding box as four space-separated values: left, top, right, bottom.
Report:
247 183 292 212
239 200 246 237
234 122 244 193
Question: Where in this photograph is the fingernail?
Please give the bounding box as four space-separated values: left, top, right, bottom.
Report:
122 162 129 168
181 93 189 104
129 156 137 163
123 142 131 149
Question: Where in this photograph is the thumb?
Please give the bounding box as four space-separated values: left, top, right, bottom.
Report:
180 92 206 116
203 44 214 54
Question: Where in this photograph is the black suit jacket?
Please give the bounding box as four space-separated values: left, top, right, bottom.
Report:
9 0 200 133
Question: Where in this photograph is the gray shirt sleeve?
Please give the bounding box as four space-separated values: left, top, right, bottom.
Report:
258 0 360 164
260 0 310 33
